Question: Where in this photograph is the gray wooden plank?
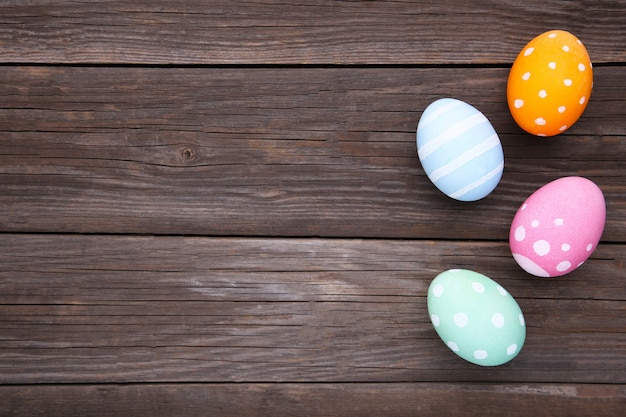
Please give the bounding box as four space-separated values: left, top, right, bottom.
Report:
1 235 624 384
1 383 625 417
0 0 624 64
1 66 624 239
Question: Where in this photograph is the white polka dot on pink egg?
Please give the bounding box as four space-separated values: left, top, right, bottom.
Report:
509 177 606 277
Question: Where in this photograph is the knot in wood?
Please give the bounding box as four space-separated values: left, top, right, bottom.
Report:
181 147 196 161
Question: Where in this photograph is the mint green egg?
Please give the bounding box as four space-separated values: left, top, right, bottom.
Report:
427 269 526 366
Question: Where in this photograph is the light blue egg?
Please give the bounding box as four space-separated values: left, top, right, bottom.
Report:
416 98 504 201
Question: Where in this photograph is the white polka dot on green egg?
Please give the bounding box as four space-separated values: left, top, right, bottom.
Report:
427 269 526 366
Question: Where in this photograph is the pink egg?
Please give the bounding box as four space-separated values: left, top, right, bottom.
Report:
509 176 605 277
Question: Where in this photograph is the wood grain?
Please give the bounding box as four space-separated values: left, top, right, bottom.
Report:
2 383 625 417
1 235 624 384
1 66 624 239
2 1 625 415
0 0 624 65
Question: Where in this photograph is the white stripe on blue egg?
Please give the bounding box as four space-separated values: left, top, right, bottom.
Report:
416 98 504 201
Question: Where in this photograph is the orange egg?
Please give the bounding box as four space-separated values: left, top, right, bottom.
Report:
507 30 593 137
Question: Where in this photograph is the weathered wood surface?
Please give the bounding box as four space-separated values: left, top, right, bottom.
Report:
1 236 625 385
0 0 625 65
1 66 624 239
1 1 625 416
2 383 625 417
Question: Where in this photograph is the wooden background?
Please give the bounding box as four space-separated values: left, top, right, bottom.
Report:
1 1 625 415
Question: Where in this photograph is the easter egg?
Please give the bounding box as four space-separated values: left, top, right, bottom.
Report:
507 30 593 136
427 269 526 366
416 98 504 201
510 176 606 277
